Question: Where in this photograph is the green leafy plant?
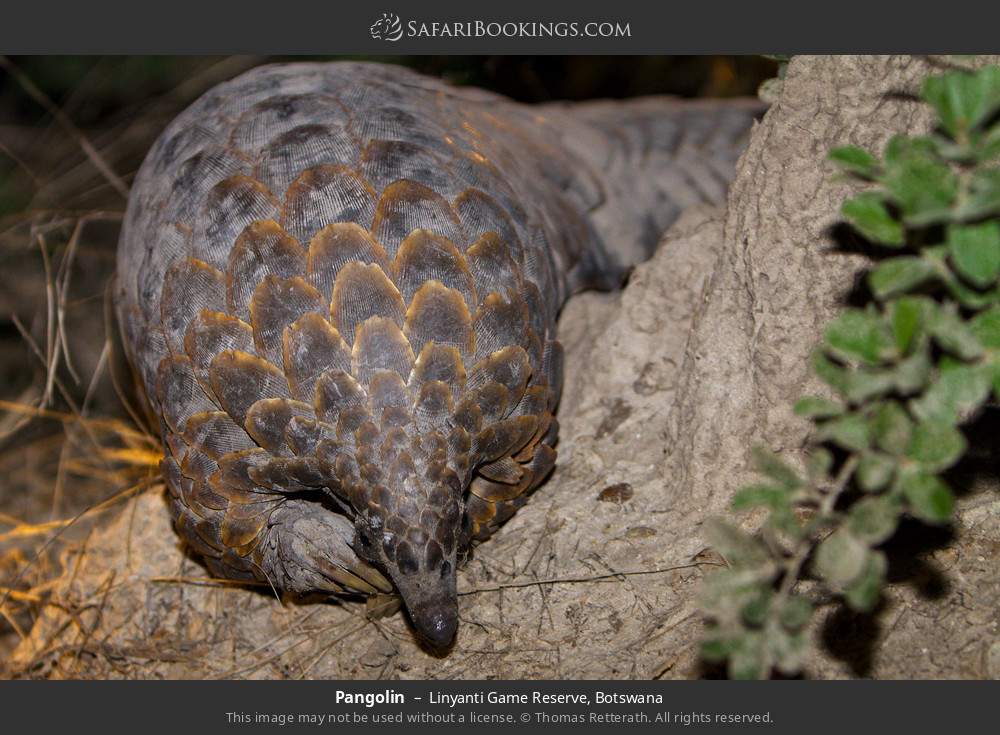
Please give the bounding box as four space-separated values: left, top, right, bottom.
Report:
758 55 792 106
699 63 1000 679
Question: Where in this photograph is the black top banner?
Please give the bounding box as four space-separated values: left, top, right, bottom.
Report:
4 0 1000 54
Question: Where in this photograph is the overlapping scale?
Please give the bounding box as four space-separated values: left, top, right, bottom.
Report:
160 258 226 354
282 164 376 245
372 180 465 257
256 124 360 196
184 310 255 391
244 398 314 455
282 312 351 402
352 317 415 386
361 139 454 195
208 350 290 425
229 93 352 156
192 175 280 269
393 230 476 307
155 354 215 434
226 220 307 320
249 275 325 366
329 261 406 348
307 223 389 304
403 281 474 359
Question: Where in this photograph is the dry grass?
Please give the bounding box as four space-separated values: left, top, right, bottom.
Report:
0 56 269 676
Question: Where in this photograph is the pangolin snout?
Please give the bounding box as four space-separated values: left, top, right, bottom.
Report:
353 509 462 648
410 593 459 649
392 567 459 649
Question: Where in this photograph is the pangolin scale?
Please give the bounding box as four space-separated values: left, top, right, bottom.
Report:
115 62 758 648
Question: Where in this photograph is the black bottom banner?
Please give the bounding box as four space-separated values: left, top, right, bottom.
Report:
0 680 992 733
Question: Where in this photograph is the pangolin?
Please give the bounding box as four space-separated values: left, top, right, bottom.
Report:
115 62 758 648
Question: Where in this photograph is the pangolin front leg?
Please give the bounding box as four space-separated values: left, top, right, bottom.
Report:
115 61 758 648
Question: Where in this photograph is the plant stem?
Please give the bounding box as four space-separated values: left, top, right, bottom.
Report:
775 455 859 603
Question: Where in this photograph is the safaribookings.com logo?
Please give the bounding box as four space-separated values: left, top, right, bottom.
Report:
369 14 631 41
370 13 404 41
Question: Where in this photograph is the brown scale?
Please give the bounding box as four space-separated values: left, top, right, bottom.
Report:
115 61 759 649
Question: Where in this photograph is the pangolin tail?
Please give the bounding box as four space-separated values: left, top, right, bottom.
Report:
548 96 764 292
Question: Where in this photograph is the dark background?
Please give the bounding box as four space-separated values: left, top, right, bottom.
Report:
0 56 775 216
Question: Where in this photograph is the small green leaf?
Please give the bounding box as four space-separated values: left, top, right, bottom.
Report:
824 308 897 365
871 401 913 455
893 350 932 396
728 632 767 680
905 419 967 471
817 412 871 452
928 306 985 359
868 257 936 299
959 168 1000 220
856 451 896 492
845 369 897 404
941 270 1000 309
700 569 774 619
927 244 1000 308
813 350 849 395
812 351 895 403
880 141 958 225
806 447 833 482
843 550 888 612
741 588 774 627
893 350 933 394
814 529 868 587
968 305 1000 349
704 519 773 572
922 67 1000 139
948 222 1000 288
751 447 802 489
841 193 904 246
700 631 736 662
794 396 844 419
901 471 955 524
848 495 901 544
910 363 991 425
731 484 791 511
830 145 879 177
778 595 813 632
769 628 808 676
889 297 934 354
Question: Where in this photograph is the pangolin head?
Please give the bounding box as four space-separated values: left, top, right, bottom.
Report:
350 466 466 649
